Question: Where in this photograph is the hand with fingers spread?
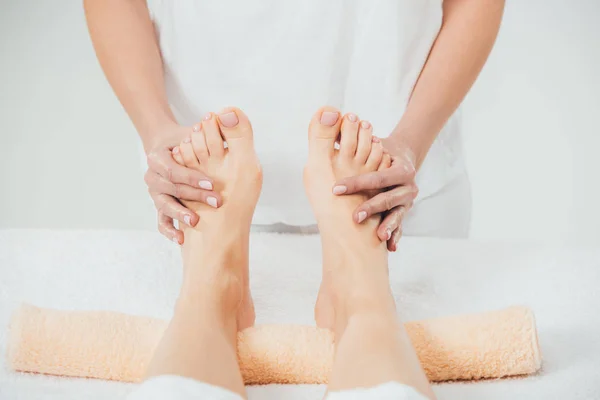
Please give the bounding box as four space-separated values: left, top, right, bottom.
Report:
144 123 222 244
331 135 419 252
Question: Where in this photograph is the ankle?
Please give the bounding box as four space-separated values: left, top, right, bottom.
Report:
330 273 396 318
179 270 244 317
181 226 250 275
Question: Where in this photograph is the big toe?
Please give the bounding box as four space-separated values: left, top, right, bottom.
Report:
216 107 254 150
308 106 342 154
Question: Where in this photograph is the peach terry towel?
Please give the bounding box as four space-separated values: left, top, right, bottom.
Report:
8 304 541 384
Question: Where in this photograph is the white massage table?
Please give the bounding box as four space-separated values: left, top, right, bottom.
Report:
1 230 599 399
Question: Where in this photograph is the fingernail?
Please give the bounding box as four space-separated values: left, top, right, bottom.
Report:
218 111 239 128
320 111 339 126
207 196 218 208
386 229 392 240
372 136 380 143
172 147 180 154
192 124 201 132
332 185 347 195
198 180 213 190
357 211 367 223
172 237 180 245
183 136 191 144
184 215 191 225
347 113 358 122
361 121 371 129
203 113 212 121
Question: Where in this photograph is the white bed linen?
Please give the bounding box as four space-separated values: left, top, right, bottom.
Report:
1 230 599 399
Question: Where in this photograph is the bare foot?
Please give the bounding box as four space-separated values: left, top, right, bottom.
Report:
172 107 261 331
303 107 392 330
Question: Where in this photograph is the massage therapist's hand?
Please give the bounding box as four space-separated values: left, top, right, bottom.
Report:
144 123 221 244
332 136 418 252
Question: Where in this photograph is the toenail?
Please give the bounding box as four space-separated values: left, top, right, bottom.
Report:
183 215 191 225
172 147 180 154
357 211 368 223
207 196 218 208
192 124 201 132
361 121 371 129
203 113 212 121
320 111 339 126
198 180 213 190
372 136 380 143
218 111 239 128
332 185 347 195
348 113 358 122
183 136 191 144
386 229 392 240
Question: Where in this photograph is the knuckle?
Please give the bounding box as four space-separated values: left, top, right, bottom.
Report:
157 200 170 216
172 183 181 198
384 193 395 210
164 164 173 182
152 191 165 205
148 187 157 197
366 199 381 214
177 208 187 221
394 210 404 224
374 174 386 188
388 213 401 228
186 173 199 187
411 184 419 198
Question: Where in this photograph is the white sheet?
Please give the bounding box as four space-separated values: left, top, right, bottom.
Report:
1 230 599 399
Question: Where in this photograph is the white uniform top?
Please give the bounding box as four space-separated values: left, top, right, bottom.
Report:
149 0 466 227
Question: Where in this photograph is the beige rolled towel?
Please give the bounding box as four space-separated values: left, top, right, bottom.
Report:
7 304 541 384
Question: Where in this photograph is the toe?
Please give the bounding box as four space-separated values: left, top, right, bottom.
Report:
216 107 254 151
191 123 210 163
339 113 360 158
172 146 185 165
365 141 384 171
180 136 200 168
201 113 225 158
379 152 392 170
355 120 373 163
307 106 342 155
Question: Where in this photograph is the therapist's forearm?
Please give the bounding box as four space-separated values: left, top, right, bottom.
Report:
84 0 175 152
390 0 505 169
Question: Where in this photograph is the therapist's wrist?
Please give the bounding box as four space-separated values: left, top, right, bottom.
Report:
389 107 445 171
141 119 183 154
387 130 425 171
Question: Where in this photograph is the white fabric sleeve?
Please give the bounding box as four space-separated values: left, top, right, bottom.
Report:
127 375 244 400
326 382 430 400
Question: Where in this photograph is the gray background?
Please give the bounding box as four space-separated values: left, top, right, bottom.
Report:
1 0 599 244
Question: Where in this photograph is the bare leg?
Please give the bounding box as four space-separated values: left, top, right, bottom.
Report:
304 107 435 399
145 108 262 398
